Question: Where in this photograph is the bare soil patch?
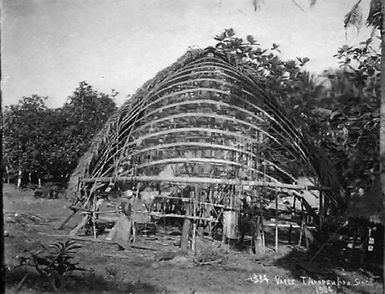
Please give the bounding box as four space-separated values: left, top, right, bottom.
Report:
3 184 382 294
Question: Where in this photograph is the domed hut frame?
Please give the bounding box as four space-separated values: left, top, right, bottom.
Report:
66 48 341 252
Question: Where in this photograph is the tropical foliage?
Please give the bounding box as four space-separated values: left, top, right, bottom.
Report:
15 240 84 292
316 41 381 220
3 82 117 187
213 29 381 218
214 27 312 116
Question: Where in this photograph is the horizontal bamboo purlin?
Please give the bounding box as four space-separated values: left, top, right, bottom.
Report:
78 175 331 191
66 48 342 242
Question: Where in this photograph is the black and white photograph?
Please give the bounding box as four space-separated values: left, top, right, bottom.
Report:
2 0 384 293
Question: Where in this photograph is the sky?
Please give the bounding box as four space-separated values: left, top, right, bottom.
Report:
2 0 374 108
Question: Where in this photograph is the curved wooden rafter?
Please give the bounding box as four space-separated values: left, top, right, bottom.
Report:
126 127 271 148
124 126 308 179
69 48 340 213
118 157 280 183
89 92 308 180
95 57 311 173
133 87 309 163
131 112 271 139
145 72 258 103
96 141 296 183
135 99 266 124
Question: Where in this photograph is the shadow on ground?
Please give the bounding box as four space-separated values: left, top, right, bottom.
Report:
5 267 162 294
232 225 383 293
273 242 383 294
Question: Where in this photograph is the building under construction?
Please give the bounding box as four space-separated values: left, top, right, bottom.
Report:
66 47 342 252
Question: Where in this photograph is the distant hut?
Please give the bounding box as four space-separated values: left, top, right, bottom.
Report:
66 47 342 251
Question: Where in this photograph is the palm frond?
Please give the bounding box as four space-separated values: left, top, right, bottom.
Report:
344 0 363 31
366 0 382 30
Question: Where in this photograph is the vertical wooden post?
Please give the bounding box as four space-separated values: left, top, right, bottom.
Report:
181 197 191 252
288 196 296 244
192 185 198 253
192 221 196 252
208 185 213 237
319 190 324 232
304 223 309 249
93 194 97 239
261 216 265 248
298 222 303 246
275 190 279 252
228 185 233 252
298 198 304 246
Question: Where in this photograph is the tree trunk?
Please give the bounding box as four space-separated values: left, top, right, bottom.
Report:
381 1 385 293
181 203 191 252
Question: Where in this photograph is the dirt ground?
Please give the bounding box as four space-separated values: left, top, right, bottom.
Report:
3 184 383 294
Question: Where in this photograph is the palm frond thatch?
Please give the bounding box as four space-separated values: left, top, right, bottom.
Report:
66 48 205 197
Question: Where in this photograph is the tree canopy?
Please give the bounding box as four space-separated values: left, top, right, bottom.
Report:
212 28 381 219
3 82 117 186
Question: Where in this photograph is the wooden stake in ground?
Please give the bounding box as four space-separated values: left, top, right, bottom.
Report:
288 195 296 244
92 194 97 239
275 189 279 252
192 185 198 252
181 199 191 252
298 198 304 246
319 190 324 237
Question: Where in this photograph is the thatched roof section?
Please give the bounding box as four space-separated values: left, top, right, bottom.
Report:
67 47 343 208
67 48 206 196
